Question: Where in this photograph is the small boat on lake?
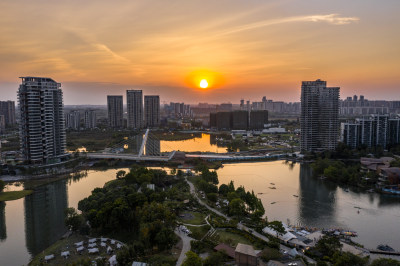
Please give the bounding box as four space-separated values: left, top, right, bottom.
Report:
271 202 276 204
293 195 299 197
377 244 395 252
269 187 276 189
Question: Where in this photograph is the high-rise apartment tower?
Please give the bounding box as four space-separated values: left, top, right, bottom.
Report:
84 110 97 129
127 90 143 129
18 77 67 164
144 96 160 127
300 79 340 153
107 95 123 128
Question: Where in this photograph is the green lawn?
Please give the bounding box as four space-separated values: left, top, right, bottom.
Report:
187 225 211 240
0 190 33 201
178 211 207 225
216 229 252 246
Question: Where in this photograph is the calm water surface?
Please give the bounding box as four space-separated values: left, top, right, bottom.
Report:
0 169 126 266
1 160 400 265
161 133 227 153
217 161 400 251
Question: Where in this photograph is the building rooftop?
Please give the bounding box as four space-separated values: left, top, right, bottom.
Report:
381 167 400 176
235 243 257 257
214 243 235 258
19 77 57 83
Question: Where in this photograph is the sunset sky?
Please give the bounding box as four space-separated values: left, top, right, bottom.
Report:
0 0 399 104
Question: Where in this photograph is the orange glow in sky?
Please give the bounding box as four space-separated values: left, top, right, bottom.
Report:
0 1 399 104
184 69 225 91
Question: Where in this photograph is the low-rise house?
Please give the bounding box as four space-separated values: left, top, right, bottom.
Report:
380 167 400 184
214 243 235 259
235 243 258 266
360 157 394 172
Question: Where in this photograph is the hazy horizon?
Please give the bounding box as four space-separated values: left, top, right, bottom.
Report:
1 0 399 104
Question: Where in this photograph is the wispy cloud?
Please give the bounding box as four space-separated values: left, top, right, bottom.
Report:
220 14 360 35
305 14 360 25
93 43 130 63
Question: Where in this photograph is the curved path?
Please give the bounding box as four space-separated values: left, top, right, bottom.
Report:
185 178 316 265
175 228 194 266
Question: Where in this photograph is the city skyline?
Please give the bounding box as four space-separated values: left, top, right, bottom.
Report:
1 1 400 104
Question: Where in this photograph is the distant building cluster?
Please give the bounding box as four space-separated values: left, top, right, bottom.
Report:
340 95 400 116
341 114 400 149
210 110 268 130
65 109 97 131
165 102 193 118
107 91 160 129
247 96 300 114
300 79 340 153
5 74 400 165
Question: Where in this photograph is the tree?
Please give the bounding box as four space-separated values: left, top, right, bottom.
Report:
315 236 342 258
218 184 229 196
177 170 183 177
116 245 136 265
0 180 4 192
64 207 84 231
206 193 218 202
116 170 126 179
182 251 202 266
171 168 177 175
228 180 235 192
203 251 225 266
227 191 239 202
371 258 400 266
229 198 246 217
332 251 368 266
268 221 286 237
259 247 282 262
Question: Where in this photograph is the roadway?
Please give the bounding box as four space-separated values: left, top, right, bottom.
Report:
175 228 194 266
85 153 170 161
85 151 286 162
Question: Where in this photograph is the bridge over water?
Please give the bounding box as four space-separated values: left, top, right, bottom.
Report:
84 129 287 162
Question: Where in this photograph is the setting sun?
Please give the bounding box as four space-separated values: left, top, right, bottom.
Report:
200 79 208 89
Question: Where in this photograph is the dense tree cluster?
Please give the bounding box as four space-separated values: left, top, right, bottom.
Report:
76 166 186 262
311 158 368 186
182 250 227 266
219 181 265 219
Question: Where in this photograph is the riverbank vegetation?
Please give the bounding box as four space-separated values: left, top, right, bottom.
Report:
305 142 400 161
191 165 265 221
66 129 139 152
0 180 33 201
311 158 367 186
0 190 33 201
152 131 201 141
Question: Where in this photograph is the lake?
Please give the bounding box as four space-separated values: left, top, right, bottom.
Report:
1 161 400 265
